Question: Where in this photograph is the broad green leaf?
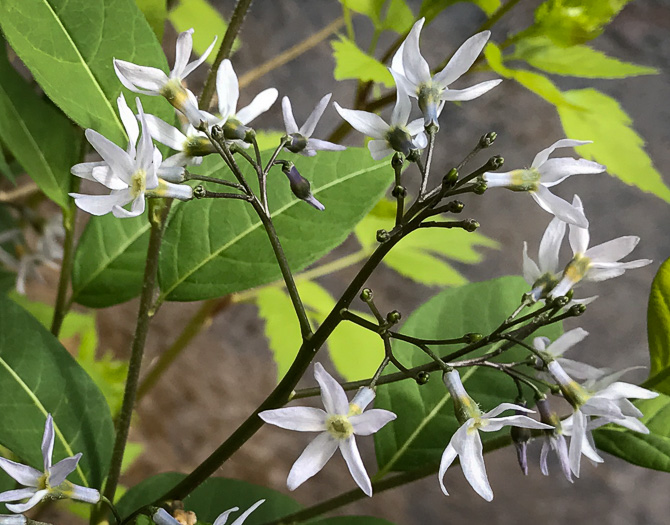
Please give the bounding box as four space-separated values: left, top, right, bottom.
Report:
374 276 562 472
169 0 239 63
332 37 395 88
0 144 16 184
340 0 414 34
255 131 286 151
485 42 570 107
136 0 167 40
645 258 670 395
0 297 114 488
0 0 170 145
0 270 14 293
0 46 78 209
355 199 498 286
512 37 657 79
257 280 385 382
315 519 396 525
594 394 670 472
557 89 670 203
158 148 392 302
71 214 150 307
420 0 500 23
117 474 301 523
533 0 632 46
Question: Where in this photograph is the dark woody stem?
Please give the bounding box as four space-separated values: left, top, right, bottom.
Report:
199 0 254 110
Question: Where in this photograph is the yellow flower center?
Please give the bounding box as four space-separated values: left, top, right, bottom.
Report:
160 79 189 112
563 253 592 285
131 170 146 198
509 168 541 191
326 415 354 439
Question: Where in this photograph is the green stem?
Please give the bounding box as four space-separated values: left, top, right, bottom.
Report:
50 183 79 336
199 0 254 110
101 496 122 525
262 435 512 525
100 200 170 516
137 297 232 402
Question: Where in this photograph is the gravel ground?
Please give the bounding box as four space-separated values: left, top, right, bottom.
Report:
72 1 670 523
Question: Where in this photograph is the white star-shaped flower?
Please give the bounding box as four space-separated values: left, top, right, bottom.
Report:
70 99 193 218
484 139 606 227
259 363 396 496
439 370 552 501
533 328 605 381
547 360 658 477
523 215 567 301
114 29 216 125
0 415 100 513
282 93 346 156
152 500 264 525
210 59 278 142
391 18 501 127
550 195 652 298
334 83 427 160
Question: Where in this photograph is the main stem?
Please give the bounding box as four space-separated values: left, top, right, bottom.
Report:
50 191 78 336
199 0 254 110
100 200 170 514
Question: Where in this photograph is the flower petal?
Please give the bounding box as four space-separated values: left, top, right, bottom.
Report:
457 428 493 501
85 129 134 184
401 18 430 86
585 236 640 264
300 93 332 137
5 489 48 513
547 328 589 358
350 409 396 436
482 415 551 433
412 130 428 149
538 216 567 274
539 439 550 476
258 407 327 431
438 440 458 496
281 97 299 134
213 508 239 525
154 508 182 525
568 409 586 477
70 192 131 216
557 357 606 381
237 88 279 125
522 242 541 285
482 403 533 419
482 171 514 188
367 140 393 160
539 158 606 187
182 36 218 79
334 103 388 139
531 139 592 169
531 185 588 228
314 363 348 415
41 414 54 471
390 76 412 127
286 432 338 491
230 499 265 525
598 382 659 401
339 437 372 496
172 29 194 78
306 138 346 152
434 31 491 87
0 488 38 503
49 453 81 486
113 60 167 95
144 115 187 151
112 194 146 218
217 60 239 121
117 94 139 149
440 79 501 102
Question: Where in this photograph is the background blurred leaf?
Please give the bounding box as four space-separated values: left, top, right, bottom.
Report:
511 37 657 79
0 297 114 492
135 0 167 41
332 37 395 87
374 276 562 473
645 257 670 395
557 89 670 203
0 144 17 184
0 45 78 209
420 0 500 23
340 0 415 33
594 393 670 472
0 0 171 145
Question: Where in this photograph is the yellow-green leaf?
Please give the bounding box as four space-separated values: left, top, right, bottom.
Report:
136 0 167 40
512 37 657 79
557 89 670 203
340 0 414 33
332 37 394 87
420 0 500 23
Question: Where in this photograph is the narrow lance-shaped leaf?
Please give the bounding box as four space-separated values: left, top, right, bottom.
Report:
0 297 114 489
0 0 172 145
158 148 392 302
374 277 562 473
0 42 79 209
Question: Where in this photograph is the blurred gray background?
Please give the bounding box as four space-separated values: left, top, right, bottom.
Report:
97 1 670 523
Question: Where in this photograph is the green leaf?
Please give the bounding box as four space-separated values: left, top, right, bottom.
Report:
420 0 500 23
257 280 385 382
512 37 657 79
645 258 670 395
532 0 632 46
71 214 150 307
0 143 17 184
340 0 415 34
169 0 239 63
355 199 498 286
332 37 395 88
484 42 570 107
255 131 286 151
117 474 301 522
374 276 563 472
136 0 167 40
314 519 397 525
0 46 78 209
594 393 670 472
0 0 171 145
158 148 391 302
557 89 670 203
0 297 114 488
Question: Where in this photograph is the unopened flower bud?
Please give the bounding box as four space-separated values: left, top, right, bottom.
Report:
443 168 458 187
448 200 464 213
463 219 479 232
570 303 587 316
415 371 430 385
193 185 206 199
473 181 487 195
480 131 497 148
551 294 571 307
392 185 406 198
281 164 325 211
286 133 309 154
464 332 483 343
376 229 390 243
386 310 401 324
360 288 373 302
223 118 250 141
487 155 504 171
211 125 224 142
391 152 405 169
